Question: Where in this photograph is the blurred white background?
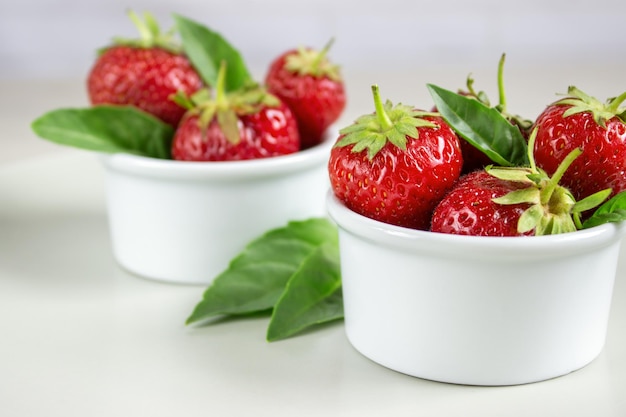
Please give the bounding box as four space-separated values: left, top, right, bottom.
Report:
2 0 626 78
1 0 626 161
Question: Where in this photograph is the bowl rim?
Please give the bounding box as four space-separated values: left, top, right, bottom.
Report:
326 190 626 256
98 135 335 181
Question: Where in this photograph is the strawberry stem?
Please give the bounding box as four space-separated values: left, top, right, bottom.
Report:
606 90 626 113
371 85 393 131
528 127 538 172
215 61 227 108
497 53 507 113
312 38 335 72
540 146 582 206
127 10 152 45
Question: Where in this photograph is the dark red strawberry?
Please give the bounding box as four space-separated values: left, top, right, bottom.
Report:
431 170 534 236
533 86 626 201
328 85 463 230
265 40 346 149
87 11 202 126
171 65 299 161
431 131 611 236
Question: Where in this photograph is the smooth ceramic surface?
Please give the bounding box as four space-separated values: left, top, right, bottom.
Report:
327 191 626 386
99 138 334 285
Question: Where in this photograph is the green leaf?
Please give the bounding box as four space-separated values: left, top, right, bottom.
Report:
267 240 343 342
492 187 540 206
486 166 535 184
583 191 626 228
31 105 174 159
572 188 612 213
186 218 339 325
583 210 626 228
517 204 543 233
173 14 252 91
427 83 529 167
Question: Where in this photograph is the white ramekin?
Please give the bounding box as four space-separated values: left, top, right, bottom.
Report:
327 191 626 386
98 138 333 285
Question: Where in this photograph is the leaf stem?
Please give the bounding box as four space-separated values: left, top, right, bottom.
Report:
371 85 393 131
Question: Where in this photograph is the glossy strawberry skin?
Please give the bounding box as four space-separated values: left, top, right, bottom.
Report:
431 170 534 236
87 46 202 126
171 102 300 161
328 116 462 230
533 105 626 201
265 49 346 149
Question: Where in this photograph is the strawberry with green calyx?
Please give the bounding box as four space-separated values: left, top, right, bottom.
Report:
87 10 202 126
265 39 346 149
533 86 626 202
328 85 463 230
431 129 612 236
171 63 299 161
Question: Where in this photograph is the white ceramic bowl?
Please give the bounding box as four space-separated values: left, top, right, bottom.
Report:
326 191 626 386
98 138 333 285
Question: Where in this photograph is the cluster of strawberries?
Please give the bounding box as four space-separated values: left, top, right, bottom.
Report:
87 11 346 161
329 59 626 237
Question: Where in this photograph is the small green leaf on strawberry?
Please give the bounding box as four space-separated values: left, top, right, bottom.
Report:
427 83 529 167
31 105 174 159
173 14 252 91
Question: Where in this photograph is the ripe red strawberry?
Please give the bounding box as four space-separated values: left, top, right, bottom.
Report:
328 85 463 230
532 86 626 201
431 170 535 236
265 40 346 149
431 131 611 236
171 66 299 161
87 11 202 126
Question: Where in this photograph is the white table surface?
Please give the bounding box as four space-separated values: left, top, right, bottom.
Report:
2 67 626 416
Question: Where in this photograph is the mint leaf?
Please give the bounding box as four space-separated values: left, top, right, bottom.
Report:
186 218 340 325
583 191 626 228
267 240 343 342
173 14 252 91
31 105 174 159
427 83 529 167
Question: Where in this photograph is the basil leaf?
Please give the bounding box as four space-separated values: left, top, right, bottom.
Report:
31 105 174 159
173 14 252 91
583 191 626 228
267 240 343 342
427 83 529 167
186 218 339 325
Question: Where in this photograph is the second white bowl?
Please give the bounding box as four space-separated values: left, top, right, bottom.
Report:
99 139 333 285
